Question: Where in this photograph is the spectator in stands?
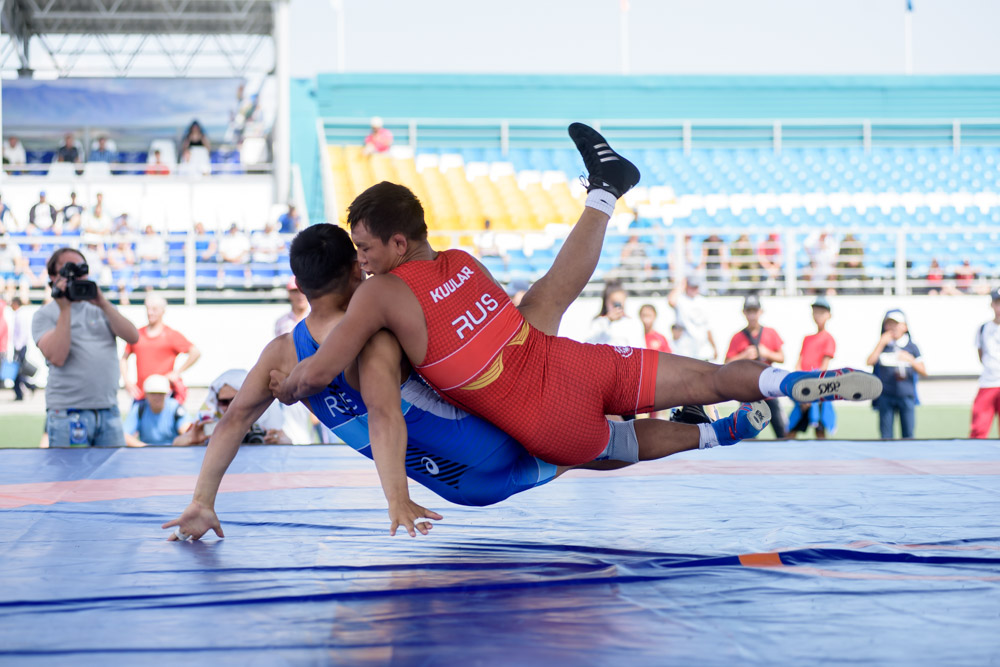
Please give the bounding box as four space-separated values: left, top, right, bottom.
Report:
363 116 393 155
106 240 136 304
804 230 838 295
32 247 139 447
112 212 133 235
79 236 111 286
668 275 717 361
251 221 284 264
89 136 116 163
0 294 8 379
219 223 251 264
0 235 28 294
28 191 57 233
787 297 837 439
173 369 290 447
586 280 645 348
729 233 757 289
639 303 670 353
56 133 82 165
867 309 927 439
83 193 111 235
3 135 26 167
699 233 728 293
925 258 947 295
146 149 171 176
970 287 1000 438
954 259 977 294
669 322 699 359
474 218 505 267
277 203 300 234
176 148 204 177
123 375 191 447
757 232 783 289
836 232 866 291
61 192 84 231
135 225 166 263
180 120 212 154
121 294 200 405
274 276 310 337
9 297 38 401
725 294 787 438
193 222 218 261
617 234 652 281
0 194 19 234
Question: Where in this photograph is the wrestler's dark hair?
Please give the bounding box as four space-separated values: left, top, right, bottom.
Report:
288 224 357 298
46 247 86 278
346 181 428 243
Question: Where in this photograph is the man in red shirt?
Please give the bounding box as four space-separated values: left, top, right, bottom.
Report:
121 294 201 403
788 297 837 438
725 294 787 437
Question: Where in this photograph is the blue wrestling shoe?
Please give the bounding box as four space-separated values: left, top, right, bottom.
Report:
780 368 883 403
568 122 640 198
709 401 771 448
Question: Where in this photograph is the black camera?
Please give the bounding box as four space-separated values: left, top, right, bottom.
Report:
242 423 267 444
51 262 98 301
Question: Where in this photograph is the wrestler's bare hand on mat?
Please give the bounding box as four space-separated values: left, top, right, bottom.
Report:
389 499 443 537
163 501 224 541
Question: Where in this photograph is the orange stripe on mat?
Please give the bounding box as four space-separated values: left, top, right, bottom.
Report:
0 469 382 509
738 552 784 567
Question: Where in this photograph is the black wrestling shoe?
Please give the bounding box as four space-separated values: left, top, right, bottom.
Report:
568 122 641 198
669 404 714 425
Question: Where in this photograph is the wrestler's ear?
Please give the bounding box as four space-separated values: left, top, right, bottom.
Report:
389 232 408 256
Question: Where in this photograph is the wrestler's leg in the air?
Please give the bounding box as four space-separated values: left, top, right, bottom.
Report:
648 353 883 412
518 123 640 335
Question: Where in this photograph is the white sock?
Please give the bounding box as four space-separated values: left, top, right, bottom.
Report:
758 366 790 398
585 189 617 217
697 422 719 450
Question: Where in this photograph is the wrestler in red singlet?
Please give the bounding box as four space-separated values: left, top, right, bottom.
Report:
391 249 658 466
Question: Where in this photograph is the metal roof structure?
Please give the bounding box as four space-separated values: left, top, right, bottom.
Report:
0 0 292 205
1 0 277 77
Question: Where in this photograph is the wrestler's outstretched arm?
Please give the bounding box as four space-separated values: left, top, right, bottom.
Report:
359 330 442 537
163 339 286 541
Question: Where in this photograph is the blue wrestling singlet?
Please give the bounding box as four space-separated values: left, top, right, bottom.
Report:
292 320 558 506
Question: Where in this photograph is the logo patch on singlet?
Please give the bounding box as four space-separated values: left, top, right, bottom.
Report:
430 266 474 303
405 446 470 489
614 345 634 358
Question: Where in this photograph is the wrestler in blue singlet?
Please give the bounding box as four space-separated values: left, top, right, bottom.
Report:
292 320 558 506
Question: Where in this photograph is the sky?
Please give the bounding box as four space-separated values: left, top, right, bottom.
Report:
289 0 1000 78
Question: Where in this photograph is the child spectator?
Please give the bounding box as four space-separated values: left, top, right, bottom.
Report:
638 303 670 353
787 297 837 439
725 294 786 437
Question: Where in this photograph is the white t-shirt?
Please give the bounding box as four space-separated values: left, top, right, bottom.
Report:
586 316 646 348
976 320 1000 388
251 230 284 263
673 292 714 361
219 233 250 262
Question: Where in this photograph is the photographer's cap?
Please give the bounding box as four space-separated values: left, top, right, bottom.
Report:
991 286 1000 302
143 374 171 394
884 309 907 325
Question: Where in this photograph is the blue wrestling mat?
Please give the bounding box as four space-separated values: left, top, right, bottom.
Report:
1 441 999 666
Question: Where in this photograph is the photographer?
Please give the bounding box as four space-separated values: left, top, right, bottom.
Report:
173 369 290 446
32 248 139 447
